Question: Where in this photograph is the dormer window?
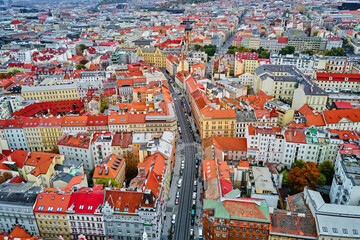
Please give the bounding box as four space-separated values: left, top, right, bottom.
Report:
79 205 84 209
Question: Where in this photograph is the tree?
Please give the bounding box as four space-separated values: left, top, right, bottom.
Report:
324 47 346 56
302 50 315 55
0 176 5 184
291 159 305 169
318 173 326 185
7 69 21 76
79 44 87 52
95 178 121 188
76 64 86 70
194 44 202 51
313 30 319 36
318 160 335 185
0 73 6 79
279 46 295 55
100 98 108 113
288 161 320 192
282 172 289 187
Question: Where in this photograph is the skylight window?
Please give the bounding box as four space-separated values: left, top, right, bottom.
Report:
38 206 44 211
79 205 84 209
47 207 53 211
88 206 93 210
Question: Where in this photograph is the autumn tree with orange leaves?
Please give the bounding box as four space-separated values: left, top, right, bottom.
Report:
288 161 320 192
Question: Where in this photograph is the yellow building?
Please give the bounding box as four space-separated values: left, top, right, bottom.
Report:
23 152 64 188
38 117 63 152
34 191 71 240
92 154 126 185
199 107 236 139
23 118 42 152
234 52 263 75
136 47 167 67
265 100 295 126
21 83 79 102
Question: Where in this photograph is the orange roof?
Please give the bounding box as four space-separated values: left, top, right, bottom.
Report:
203 160 217 181
65 174 87 191
104 189 143 213
209 136 247 151
62 116 88 127
58 133 90 149
38 117 62 127
34 191 71 214
238 161 249 168
25 152 60 177
298 104 314 116
306 112 325 127
93 154 125 180
200 107 236 119
284 129 307 143
323 108 360 124
223 200 268 220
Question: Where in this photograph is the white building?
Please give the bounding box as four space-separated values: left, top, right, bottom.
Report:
245 126 285 165
330 143 360 206
91 132 113 166
58 133 94 172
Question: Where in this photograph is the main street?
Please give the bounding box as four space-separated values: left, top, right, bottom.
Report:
167 79 196 240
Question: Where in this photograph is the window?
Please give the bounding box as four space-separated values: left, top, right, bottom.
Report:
343 229 348 234
47 207 53 211
79 205 84 209
88 206 93 210
353 229 358 235
322 227 328 232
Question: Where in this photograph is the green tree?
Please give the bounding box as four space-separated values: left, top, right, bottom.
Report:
279 46 295 55
79 44 87 52
318 160 335 185
7 69 21 76
324 47 346 56
291 159 305 169
313 30 319 36
302 50 315 55
76 64 86 70
318 173 326 185
282 172 289 187
95 178 121 188
100 98 108 113
194 44 202 51
0 73 6 79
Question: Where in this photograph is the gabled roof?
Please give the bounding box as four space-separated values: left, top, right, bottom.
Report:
34 191 71 214
323 108 360 124
67 187 104 214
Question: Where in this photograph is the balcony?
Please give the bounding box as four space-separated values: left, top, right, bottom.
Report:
335 175 342 185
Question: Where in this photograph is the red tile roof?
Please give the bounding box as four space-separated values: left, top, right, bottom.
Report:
323 108 360 124
104 189 143 214
34 191 71 214
315 72 360 82
67 187 104 214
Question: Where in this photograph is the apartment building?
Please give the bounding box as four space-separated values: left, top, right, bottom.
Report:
199 107 236 139
0 182 41 236
34 190 72 240
314 72 360 92
21 83 80 102
203 198 270 240
58 133 94 172
66 186 105 240
330 143 360 206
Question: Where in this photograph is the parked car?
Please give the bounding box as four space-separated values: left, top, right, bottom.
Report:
178 178 182 188
172 214 176 224
175 198 179 205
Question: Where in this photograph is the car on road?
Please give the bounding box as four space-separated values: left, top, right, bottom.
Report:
192 199 196 206
171 214 176 224
175 197 179 205
181 163 184 169
176 191 180 198
194 180 197 187
171 224 175 234
180 168 183 175
177 178 182 188
191 217 194 225
190 228 194 237
192 192 196 199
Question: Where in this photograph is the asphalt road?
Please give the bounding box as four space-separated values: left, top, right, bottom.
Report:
166 74 196 240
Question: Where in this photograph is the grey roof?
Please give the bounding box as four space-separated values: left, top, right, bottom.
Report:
256 65 327 96
236 109 256 122
0 182 41 206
